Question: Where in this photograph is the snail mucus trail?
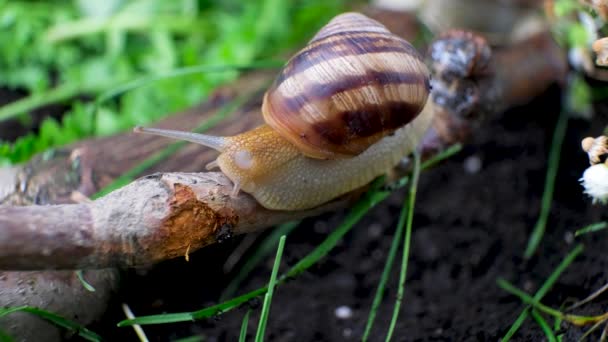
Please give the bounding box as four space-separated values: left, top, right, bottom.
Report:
134 12 434 211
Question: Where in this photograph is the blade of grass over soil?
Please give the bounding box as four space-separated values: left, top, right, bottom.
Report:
530 309 558 342
92 89 260 199
385 152 421 342
420 144 462 170
362 201 409 340
75 270 96 292
500 244 584 341
221 221 300 301
239 310 251 342
575 222 608 237
118 146 462 327
255 235 286 342
553 311 563 342
172 335 205 342
0 306 102 341
524 110 568 259
498 278 607 326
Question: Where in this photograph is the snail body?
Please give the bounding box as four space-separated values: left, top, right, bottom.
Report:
135 12 432 211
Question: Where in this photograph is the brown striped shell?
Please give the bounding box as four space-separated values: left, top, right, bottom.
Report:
261 12 431 159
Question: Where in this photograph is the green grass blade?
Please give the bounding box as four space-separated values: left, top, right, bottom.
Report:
75 270 96 292
498 280 564 317
555 314 564 342
524 110 568 258
531 309 557 342
500 244 584 341
92 89 257 199
239 310 251 342
255 235 286 342
221 222 299 301
502 311 530 341
359 144 460 341
420 144 462 170
171 335 205 342
385 152 421 342
0 306 102 341
118 286 269 326
498 278 599 325
361 205 407 341
575 222 608 237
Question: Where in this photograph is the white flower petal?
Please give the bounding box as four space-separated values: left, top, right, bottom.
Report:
581 163 608 204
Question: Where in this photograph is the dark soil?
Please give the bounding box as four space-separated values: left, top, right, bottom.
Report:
94 86 607 341
0 88 70 142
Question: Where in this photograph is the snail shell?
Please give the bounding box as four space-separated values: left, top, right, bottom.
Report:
582 136 608 165
262 12 430 159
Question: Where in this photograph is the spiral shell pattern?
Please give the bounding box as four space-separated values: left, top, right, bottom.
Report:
262 12 430 159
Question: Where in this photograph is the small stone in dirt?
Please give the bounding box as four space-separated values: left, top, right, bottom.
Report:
367 223 383 239
334 305 353 319
564 231 574 244
463 155 482 174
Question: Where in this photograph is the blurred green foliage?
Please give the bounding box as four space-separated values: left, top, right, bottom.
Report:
550 0 601 115
0 0 347 164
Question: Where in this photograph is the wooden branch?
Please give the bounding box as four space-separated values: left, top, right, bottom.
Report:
0 172 350 269
0 29 567 270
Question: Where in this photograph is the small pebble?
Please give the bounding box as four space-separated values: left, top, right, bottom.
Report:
463 155 482 174
367 223 383 239
564 231 575 245
335 305 353 320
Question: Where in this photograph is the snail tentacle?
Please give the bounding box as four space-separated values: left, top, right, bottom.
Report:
134 127 229 152
205 160 220 170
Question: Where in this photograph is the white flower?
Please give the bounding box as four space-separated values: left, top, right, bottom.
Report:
581 163 608 204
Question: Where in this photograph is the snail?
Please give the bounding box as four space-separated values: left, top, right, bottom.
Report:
134 12 433 211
